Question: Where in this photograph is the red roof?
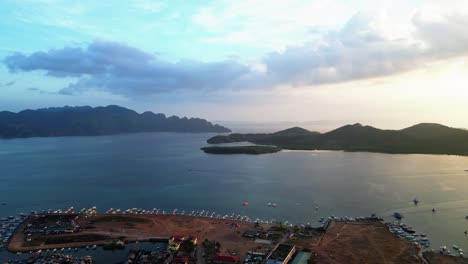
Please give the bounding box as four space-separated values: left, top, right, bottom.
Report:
214 255 239 263
172 256 189 263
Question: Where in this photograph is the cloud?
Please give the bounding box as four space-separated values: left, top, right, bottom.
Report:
4 40 251 97
0 81 15 87
4 11 468 98
133 0 166 13
27 87 57 95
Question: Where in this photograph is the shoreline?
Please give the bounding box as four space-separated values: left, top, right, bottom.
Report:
3 211 467 263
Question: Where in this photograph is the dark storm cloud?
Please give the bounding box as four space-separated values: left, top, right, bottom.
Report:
4 12 468 97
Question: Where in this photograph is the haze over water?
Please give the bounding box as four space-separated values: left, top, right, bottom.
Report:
1 132 468 258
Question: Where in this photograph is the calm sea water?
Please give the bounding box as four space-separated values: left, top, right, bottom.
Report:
1 132 468 261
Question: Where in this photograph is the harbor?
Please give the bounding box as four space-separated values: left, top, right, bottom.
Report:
1 207 468 263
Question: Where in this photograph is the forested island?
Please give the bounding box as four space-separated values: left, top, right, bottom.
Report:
201 145 281 155
0 105 230 138
207 124 468 156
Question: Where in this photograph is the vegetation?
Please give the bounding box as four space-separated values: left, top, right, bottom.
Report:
201 145 281 155
0 105 230 138
207 123 468 156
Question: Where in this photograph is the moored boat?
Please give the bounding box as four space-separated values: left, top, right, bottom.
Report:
393 212 403 220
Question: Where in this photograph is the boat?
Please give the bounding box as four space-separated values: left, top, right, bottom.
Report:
393 212 403 220
403 227 416 234
453 245 459 250
413 198 419 205
432 208 436 213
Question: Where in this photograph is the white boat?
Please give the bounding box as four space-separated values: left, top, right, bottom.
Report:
453 245 459 250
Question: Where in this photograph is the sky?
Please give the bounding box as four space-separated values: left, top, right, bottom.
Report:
1 0 468 130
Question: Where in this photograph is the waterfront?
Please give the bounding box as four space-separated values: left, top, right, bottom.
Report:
1 132 468 261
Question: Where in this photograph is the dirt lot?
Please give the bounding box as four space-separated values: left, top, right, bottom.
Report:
423 252 468 264
312 222 422 264
11 214 463 264
9 214 273 259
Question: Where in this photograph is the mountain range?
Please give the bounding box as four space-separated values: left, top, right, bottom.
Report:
0 105 230 138
207 123 468 156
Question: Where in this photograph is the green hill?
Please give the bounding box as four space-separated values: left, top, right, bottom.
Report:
0 105 231 138
207 123 468 156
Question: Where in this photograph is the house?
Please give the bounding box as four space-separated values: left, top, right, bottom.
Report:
188 235 198 245
169 236 186 251
265 244 296 264
172 256 189 264
242 230 259 238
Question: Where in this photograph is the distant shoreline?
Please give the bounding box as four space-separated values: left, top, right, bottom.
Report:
206 124 468 156
201 145 281 155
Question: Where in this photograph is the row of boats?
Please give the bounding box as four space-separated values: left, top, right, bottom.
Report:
434 245 464 257
6 253 94 264
0 215 28 251
388 221 464 257
317 214 384 229
387 222 430 248
14 245 98 256
105 207 253 222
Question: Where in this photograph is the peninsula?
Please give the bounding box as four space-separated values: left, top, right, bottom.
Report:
207 124 468 156
4 209 465 264
0 105 230 138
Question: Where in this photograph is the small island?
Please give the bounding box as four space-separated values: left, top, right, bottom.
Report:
201 145 281 155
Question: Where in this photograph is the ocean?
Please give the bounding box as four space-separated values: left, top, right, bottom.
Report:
1 132 468 261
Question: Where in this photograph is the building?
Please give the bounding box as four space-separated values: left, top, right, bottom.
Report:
265 244 296 264
169 236 185 251
172 256 189 264
290 251 311 264
242 230 259 238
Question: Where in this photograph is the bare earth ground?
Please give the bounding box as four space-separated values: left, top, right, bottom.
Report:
313 222 422 264
423 252 468 264
8 214 273 259
8 215 468 264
